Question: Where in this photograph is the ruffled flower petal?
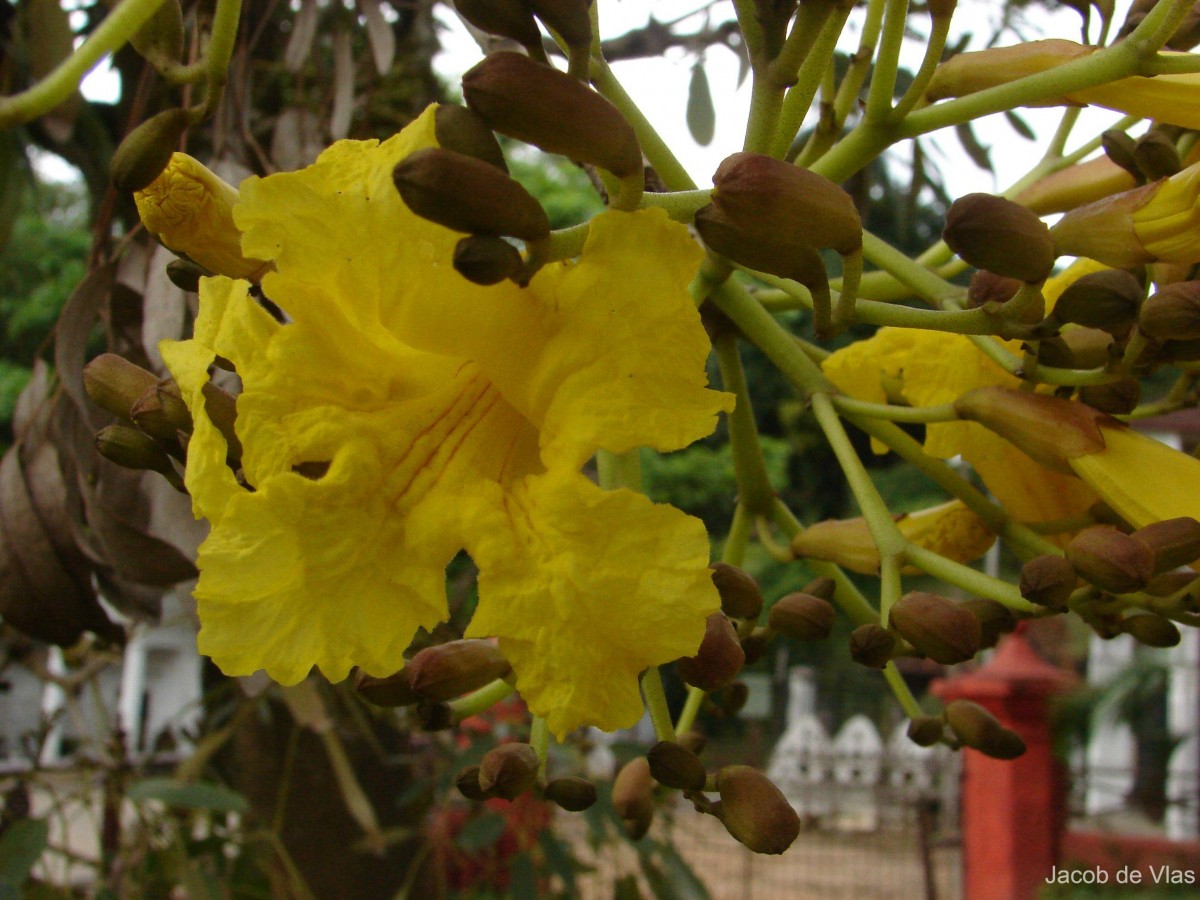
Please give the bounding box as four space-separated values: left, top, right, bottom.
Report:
464 468 719 738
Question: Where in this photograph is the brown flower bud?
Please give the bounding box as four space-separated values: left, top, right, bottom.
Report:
888 592 981 665
528 0 593 49
455 765 492 800
434 104 508 172
393 148 550 242
715 766 801 855
1134 129 1183 181
83 354 158 420
954 387 1110 474
768 592 836 642
960 597 1018 650
716 681 750 717
95 425 182 489
676 613 746 692
1019 555 1078 609
478 743 540 800
942 193 1055 282
849 623 896 669
1078 379 1141 415
130 379 191 443
1037 327 1116 369
165 259 206 292
907 715 945 747
1102 129 1143 182
709 152 862 255
1067 525 1155 594
967 270 1022 308
1132 517 1200 572
353 667 420 707
452 0 542 50
678 731 707 755
695 203 830 293
612 756 655 839
406 639 512 701
415 699 454 730
463 52 642 178
1121 613 1182 648
1139 281 1200 341
453 235 524 286
945 699 1026 759
800 576 836 602
740 629 771 666
1144 569 1198 597
647 741 707 791
1051 269 1144 334
543 776 597 811
110 108 190 192
709 562 764 620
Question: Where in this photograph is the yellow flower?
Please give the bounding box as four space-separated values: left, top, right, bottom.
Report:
150 106 733 737
822 328 1096 526
135 154 269 280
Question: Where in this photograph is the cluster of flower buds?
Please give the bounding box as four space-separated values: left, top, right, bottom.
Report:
453 0 594 77
82 353 233 492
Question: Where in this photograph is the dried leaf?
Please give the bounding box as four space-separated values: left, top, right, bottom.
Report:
271 107 325 172
53 263 116 424
284 0 319 73
141 245 189 371
358 0 396 75
24 0 81 141
330 28 355 140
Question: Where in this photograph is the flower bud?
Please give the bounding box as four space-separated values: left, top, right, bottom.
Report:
415 699 454 730
960 597 1018 650
462 52 642 178
715 681 749 717
1016 156 1136 216
393 148 550 242
1019 554 1078 609
709 562 764 620
1102 129 1142 183
1144 569 1198 598
907 716 945 747
888 592 982 666
925 40 1094 102
612 756 655 839
201 382 242 461
954 387 1110 474
739 629 771 666
945 699 1026 759
95 425 184 490
800 576 836 602
709 152 862 256
478 743 540 800
165 259 206 292
678 731 706 754
1037 327 1115 370
647 740 707 791
1134 129 1183 181
406 639 512 701
528 0 593 50
675 613 745 692
1050 269 1144 334
455 764 492 800
111 109 190 193
967 270 1022 308
452 0 542 50
130 379 191 443
1132 517 1200 572
434 104 508 172
135 154 269 281
353 667 420 707
714 766 801 855
768 592 835 642
849 623 895 669
453 235 524 285
1066 525 1155 594
1139 281 1200 341
1120 613 1182 648
942 193 1055 282
1078 379 1141 415
543 776 597 811
1049 181 1161 268
83 354 158 420
695 204 830 292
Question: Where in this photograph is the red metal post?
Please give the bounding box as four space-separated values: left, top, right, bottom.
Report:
932 626 1077 900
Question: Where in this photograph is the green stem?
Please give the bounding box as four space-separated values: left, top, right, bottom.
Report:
0 0 170 128
860 230 963 308
596 448 642 492
447 678 516 718
641 669 678 743
773 5 853 159
904 543 1040 614
890 13 953 120
530 716 550 778
642 189 713 220
675 687 706 736
714 331 777 515
832 396 959 424
724 503 753 568
883 663 924 719
863 0 911 122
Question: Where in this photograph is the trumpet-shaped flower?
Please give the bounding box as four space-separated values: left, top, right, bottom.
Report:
822 327 1097 527
148 106 733 737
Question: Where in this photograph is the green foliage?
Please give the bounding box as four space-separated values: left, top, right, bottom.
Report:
506 146 605 230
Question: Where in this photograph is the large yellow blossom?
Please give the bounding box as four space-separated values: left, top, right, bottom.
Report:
150 106 733 737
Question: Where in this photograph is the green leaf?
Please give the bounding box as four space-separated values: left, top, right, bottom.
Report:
655 840 712 900
1004 110 1037 141
454 812 506 852
0 818 49 885
955 122 992 173
126 778 249 814
686 63 716 147
509 852 536 898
